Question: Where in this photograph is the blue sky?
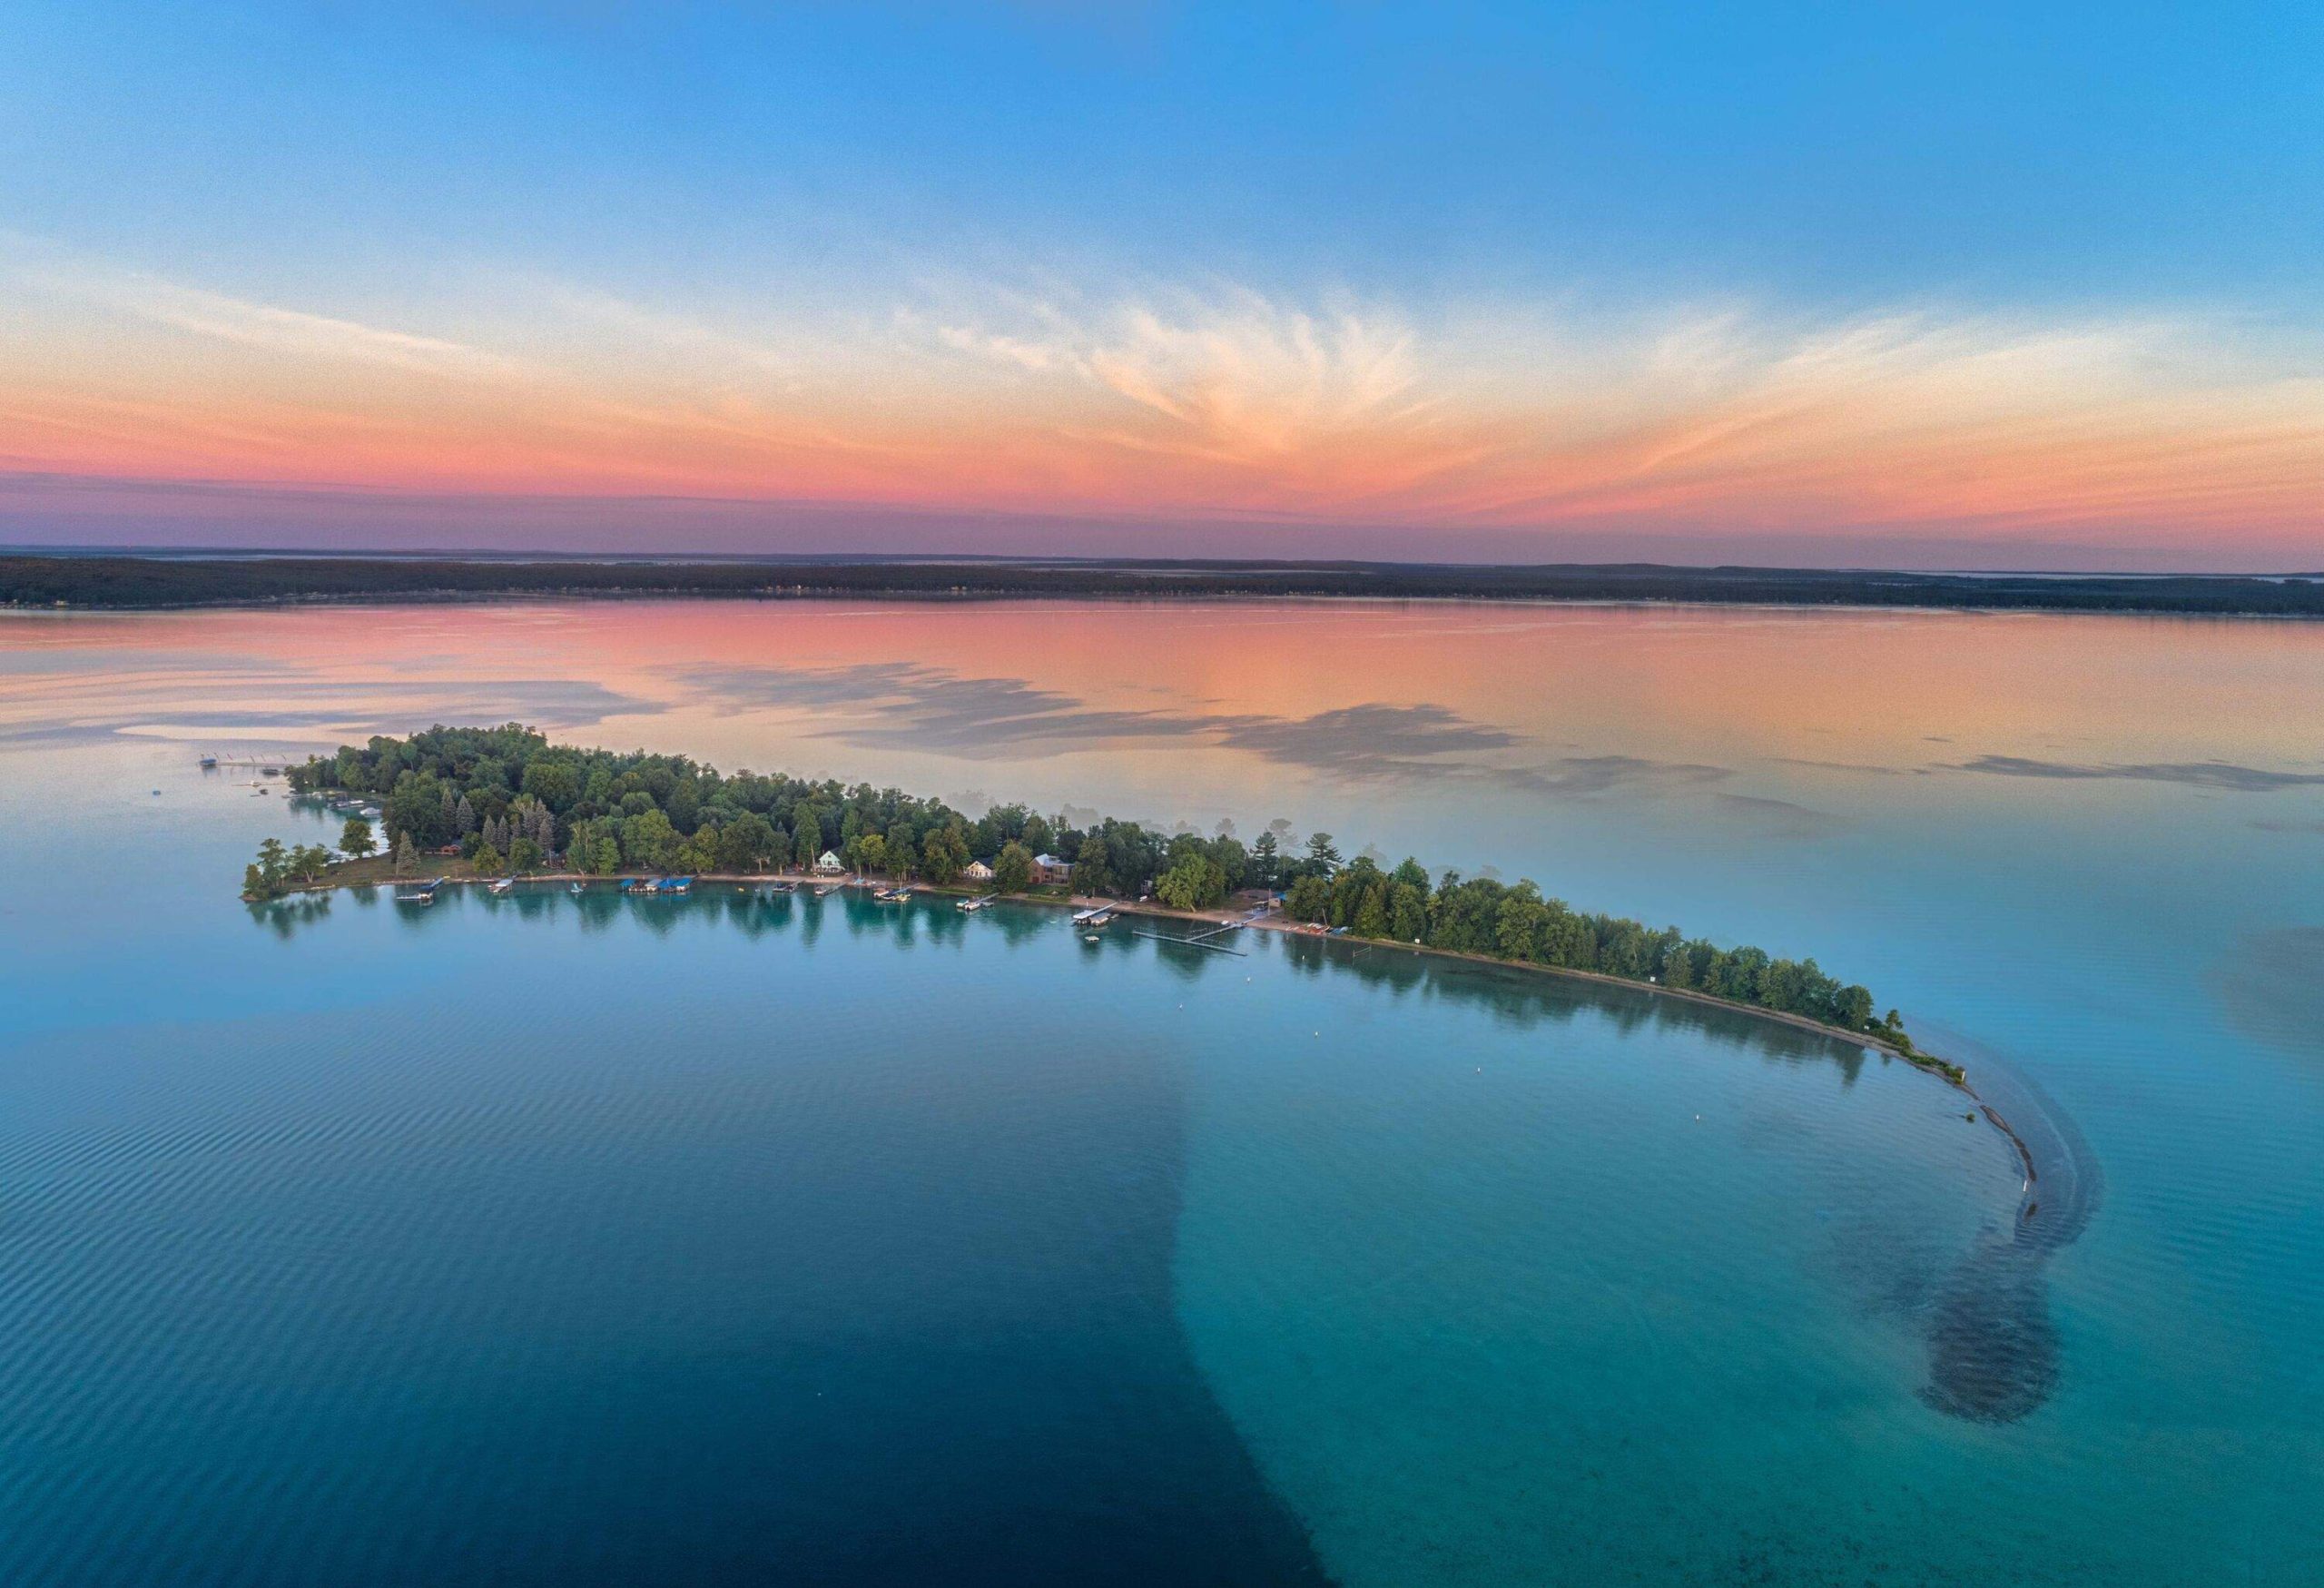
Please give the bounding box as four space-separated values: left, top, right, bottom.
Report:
4 3 2319 566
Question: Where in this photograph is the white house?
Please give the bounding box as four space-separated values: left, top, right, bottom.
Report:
963 859 994 883
814 849 846 874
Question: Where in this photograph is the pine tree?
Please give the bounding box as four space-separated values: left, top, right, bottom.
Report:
394 833 418 874
456 794 477 835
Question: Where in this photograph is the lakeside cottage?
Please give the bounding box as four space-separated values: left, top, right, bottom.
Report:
814 849 846 874
1031 853 1071 884
962 859 994 883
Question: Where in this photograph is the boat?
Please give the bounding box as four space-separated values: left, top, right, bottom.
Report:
488 878 512 896
198 755 217 769
569 883 585 897
956 896 989 912
814 882 840 897
396 877 446 906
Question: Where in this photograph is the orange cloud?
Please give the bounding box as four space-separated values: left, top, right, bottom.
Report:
3 239 2319 562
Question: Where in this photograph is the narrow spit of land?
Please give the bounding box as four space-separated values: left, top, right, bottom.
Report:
13 551 2324 616
242 722 2040 1195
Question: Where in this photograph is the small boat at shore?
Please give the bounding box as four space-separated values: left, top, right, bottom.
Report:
488 878 513 896
957 896 989 912
569 883 585 897
396 877 446 906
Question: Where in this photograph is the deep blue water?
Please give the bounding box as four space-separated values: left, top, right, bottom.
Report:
4 601 2322 1584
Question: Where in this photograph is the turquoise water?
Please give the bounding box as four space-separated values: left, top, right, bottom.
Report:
3 601 2321 1583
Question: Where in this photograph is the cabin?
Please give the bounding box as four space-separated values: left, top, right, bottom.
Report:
962 859 994 883
1032 853 1072 884
814 849 846 874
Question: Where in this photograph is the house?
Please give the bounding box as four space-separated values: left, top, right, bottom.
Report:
814 849 847 874
1031 852 1072 884
962 859 994 883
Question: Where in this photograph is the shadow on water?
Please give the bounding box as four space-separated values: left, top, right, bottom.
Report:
290 893 2095 1430
246 891 335 939
224 887 1330 1585
2211 924 2324 1064
1281 932 1868 1079
1284 934 2097 1425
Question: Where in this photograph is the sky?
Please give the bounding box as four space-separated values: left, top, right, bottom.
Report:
2 2 2319 570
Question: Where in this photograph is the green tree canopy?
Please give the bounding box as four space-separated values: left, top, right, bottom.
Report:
993 841 1034 894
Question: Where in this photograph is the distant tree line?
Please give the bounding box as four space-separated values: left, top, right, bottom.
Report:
257 725 1915 1044
14 554 2324 616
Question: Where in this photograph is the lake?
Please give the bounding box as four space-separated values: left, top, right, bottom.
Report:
2 598 2319 1584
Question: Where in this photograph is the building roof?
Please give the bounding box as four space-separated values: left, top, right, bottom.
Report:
1032 853 1068 869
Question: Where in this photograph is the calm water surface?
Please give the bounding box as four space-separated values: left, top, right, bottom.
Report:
1 599 2319 1584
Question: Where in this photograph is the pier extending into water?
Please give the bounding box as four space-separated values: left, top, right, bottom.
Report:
1128 917 1251 955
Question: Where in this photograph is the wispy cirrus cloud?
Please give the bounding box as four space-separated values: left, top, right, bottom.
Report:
3 233 505 377
6 236 2323 564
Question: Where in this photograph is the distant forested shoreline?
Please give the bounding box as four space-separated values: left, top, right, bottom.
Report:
12 553 2324 616
259 724 1952 1073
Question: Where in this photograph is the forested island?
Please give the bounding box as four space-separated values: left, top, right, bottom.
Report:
253 725 1957 1075
14 552 2324 617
